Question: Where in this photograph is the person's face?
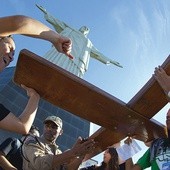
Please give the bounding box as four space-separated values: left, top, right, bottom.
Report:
166 109 170 130
0 36 15 72
43 121 63 142
103 149 111 164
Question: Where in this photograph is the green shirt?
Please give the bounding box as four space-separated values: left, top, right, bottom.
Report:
137 146 170 170
137 149 159 170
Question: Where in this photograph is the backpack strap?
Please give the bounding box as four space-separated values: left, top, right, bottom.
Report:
21 135 41 162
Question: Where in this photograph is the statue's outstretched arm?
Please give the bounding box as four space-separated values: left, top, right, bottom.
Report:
36 4 66 33
36 4 48 14
90 46 123 68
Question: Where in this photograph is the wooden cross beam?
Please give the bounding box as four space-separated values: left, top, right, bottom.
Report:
128 55 170 118
14 49 169 158
84 56 170 160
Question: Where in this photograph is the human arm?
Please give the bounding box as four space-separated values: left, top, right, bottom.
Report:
119 138 152 170
124 156 142 170
153 66 170 101
22 136 95 170
0 138 19 170
0 15 72 56
124 158 135 170
133 149 151 170
125 149 152 170
90 46 123 68
118 137 141 170
0 85 40 134
0 153 17 170
52 137 95 169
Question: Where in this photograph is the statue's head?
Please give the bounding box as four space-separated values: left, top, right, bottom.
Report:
79 26 90 37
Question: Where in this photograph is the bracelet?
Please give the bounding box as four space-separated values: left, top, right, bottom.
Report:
168 91 170 98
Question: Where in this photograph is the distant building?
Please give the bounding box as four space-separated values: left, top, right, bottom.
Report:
0 66 90 151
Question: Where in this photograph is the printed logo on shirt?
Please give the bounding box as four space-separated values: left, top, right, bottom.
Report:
162 162 170 170
155 147 170 169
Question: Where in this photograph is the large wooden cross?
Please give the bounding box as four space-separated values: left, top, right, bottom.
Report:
14 49 169 159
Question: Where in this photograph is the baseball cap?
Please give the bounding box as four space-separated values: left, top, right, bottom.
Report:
44 116 63 128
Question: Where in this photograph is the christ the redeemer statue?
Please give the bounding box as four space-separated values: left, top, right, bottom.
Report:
37 5 122 78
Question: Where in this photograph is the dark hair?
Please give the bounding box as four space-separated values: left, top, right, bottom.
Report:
96 148 119 170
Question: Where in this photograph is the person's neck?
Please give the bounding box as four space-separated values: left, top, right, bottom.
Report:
105 164 109 170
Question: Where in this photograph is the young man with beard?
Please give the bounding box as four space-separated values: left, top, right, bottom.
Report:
22 116 95 170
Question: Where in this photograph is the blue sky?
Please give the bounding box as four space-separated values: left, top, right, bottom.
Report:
1 0 170 168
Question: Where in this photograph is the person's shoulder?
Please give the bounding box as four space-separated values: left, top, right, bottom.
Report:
24 135 40 145
151 137 166 146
